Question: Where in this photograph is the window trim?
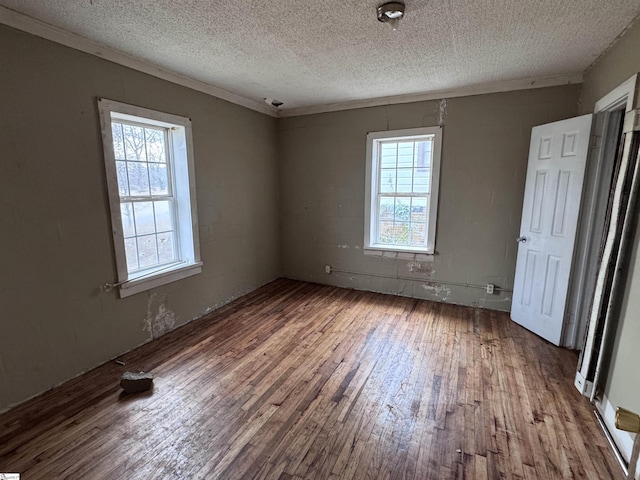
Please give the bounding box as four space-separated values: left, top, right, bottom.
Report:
364 126 442 255
98 98 202 297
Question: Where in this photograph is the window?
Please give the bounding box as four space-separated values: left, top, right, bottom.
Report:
98 98 202 297
364 127 442 254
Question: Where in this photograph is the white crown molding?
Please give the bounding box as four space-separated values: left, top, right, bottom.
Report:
279 74 584 118
0 5 278 117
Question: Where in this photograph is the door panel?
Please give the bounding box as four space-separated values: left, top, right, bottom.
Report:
511 114 593 345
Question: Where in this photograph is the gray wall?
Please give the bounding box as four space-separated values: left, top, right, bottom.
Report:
580 19 640 421
278 87 580 310
580 19 640 115
0 25 280 412
1 18 610 414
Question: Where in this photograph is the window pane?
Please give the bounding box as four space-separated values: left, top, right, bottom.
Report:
379 221 394 244
123 124 147 161
416 141 432 169
111 123 125 160
134 201 155 236
379 197 394 220
127 161 150 196
120 202 135 238
124 237 138 271
116 161 129 197
145 128 166 163
413 167 430 193
393 222 409 244
397 142 414 168
157 232 176 264
410 223 426 246
380 169 396 193
411 197 428 223
395 197 410 221
380 143 397 169
154 200 173 232
137 234 158 269
397 168 413 193
149 163 169 195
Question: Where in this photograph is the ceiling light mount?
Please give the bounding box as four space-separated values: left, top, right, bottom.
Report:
264 98 284 108
377 2 405 31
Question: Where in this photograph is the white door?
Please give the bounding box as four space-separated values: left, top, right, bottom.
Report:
511 114 593 345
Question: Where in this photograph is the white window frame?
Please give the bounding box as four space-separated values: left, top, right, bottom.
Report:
98 98 202 297
364 126 442 254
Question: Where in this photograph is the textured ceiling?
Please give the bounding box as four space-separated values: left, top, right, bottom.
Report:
2 0 640 113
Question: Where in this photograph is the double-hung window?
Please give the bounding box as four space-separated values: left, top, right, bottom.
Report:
98 99 202 297
364 126 442 254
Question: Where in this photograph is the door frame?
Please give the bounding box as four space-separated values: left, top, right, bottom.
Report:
563 74 638 350
569 74 640 478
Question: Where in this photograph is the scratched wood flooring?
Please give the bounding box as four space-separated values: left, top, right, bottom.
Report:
0 279 621 479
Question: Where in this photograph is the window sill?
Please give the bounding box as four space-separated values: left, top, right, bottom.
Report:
364 246 435 260
119 261 203 298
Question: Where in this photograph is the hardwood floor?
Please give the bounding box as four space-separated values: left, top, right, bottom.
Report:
0 279 622 479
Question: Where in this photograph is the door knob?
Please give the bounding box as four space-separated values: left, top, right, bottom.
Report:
517 235 528 243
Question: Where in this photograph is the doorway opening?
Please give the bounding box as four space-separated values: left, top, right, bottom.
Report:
570 74 640 478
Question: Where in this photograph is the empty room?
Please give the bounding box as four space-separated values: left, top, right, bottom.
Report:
2 1 640 479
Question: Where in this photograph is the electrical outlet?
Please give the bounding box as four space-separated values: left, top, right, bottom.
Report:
486 283 495 294
325 265 332 274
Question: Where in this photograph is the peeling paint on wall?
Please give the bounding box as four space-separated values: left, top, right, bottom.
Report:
421 283 452 299
408 261 435 277
437 99 447 126
492 296 512 303
143 293 176 339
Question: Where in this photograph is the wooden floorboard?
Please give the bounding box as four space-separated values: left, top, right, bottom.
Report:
0 279 623 479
